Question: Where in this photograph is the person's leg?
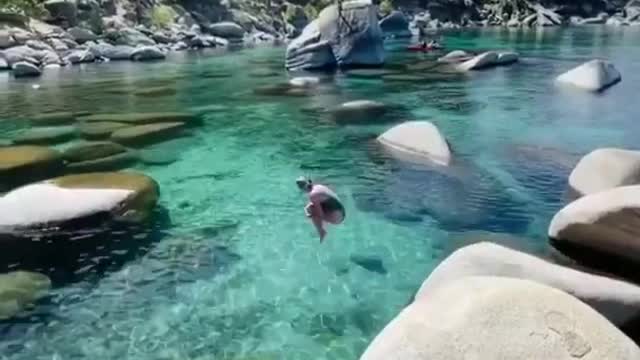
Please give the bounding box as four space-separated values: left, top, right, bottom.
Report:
309 203 327 241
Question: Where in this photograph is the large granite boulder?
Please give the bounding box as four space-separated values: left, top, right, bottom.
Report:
377 121 451 166
88 42 135 60
208 22 245 39
456 51 498 71
285 0 384 71
0 30 16 49
360 277 640 360
11 61 41 77
8 28 34 45
0 146 64 191
556 59 621 92
569 148 640 197
379 11 411 38
549 185 640 280
0 271 51 320
110 122 185 147
627 0 640 21
130 46 165 61
63 49 95 64
418 242 640 326
2 45 40 65
437 50 472 63
44 0 78 26
67 27 98 44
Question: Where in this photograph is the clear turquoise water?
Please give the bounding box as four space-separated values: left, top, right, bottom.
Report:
1 26 640 359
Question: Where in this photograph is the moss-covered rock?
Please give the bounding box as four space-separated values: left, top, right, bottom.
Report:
0 271 51 320
110 122 186 147
0 146 64 191
78 121 131 140
50 172 159 221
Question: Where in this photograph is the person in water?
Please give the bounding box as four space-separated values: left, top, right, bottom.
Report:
296 176 345 242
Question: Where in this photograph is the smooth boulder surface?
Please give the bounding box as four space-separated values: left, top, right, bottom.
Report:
78 121 130 139
569 148 640 197
0 271 51 320
360 276 640 360
286 0 384 70
418 242 640 326
12 126 76 145
12 61 41 77
79 112 196 125
208 22 245 39
549 185 640 278
64 49 95 64
377 121 451 166
62 141 128 163
288 76 320 87
67 27 97 44
556 59 621 92
0 56 8 70
0 146 64 191
437 50 471 63
88 43 135 60
0 30 16 49
131 46 165 61
30 111 76 126
495 51 519 65
379 11 411 38
50 172 159 221
44 0 77 27
456 51 498 71
110 122 185 146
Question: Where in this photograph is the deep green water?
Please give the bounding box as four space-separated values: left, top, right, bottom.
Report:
1 26 640 359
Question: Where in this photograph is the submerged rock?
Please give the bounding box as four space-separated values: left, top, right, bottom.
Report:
360 277 640 360
62 141 128 163
418 242 640 326
79 112 197 125
556 59 621 92
549 185 640 281
286 0 384 70
12 61 40 77
110 122 186 147
330 100 387 124
350 255 387 274
0 146 64 191
29 111 76 126
0 271 51 320
78 121 130 139
12 126 76 145
377 121 451 166
569 148 640 197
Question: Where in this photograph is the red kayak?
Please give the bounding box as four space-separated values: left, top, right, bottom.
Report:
407 44 443 52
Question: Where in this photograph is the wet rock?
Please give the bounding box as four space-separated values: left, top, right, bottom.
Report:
286 0 384 70
12 126 76 145
379 11 411 38
137 148 179 165
418 242 640 326
131 46 165 61
0 271 51 320
330 100 387 124
456 51 498 71
350 254 387 274
151 32 173 44
11 61 41 77
495 52 519 65
79 112 197 125
40 50 63 66
48 38 69 52
64 49 95 64
78 121 130 139
607 16 627 26
50 171 159 221
209 22 245 39
67 27 98 44
109 27 155 46
0 146 64 191
556 59 621 92
549 185 640 281
569 148 640 197
0 56 8 70
581 13 609 24
67 152 136 172
377 121 451 166
110 122 186 147
360 277 640 360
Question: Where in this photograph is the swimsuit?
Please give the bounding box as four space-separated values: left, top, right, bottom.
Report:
320 197 346 221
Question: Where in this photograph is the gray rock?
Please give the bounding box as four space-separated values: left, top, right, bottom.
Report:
88 42 134 60
0 56 8 70
40 50 62 66
607 16 627 26
506 16 521 27
570 16 584 25
172 41 188 51
360 277 640 360
26 40 53 52
12 62 41 77
379 11 411 38
208 22 245 39
495 52 519 65
456 51 498 71
627 0 640 21
9 28 35 45
286 0 384 71
556 59 621 92
418 242 640 326
581 13 609 24
0 30 15 49
285 4 308 33
110 28 156 46
67 27 98 43
377 121 451 166
151 32 173 44
44 0 78 26
64 49 95 64
569 148 640 197
3 46 41 65
48 38 69 52
437 50 471 63
130 46 165 61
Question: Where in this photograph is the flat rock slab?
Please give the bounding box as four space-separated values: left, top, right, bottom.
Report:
133 87 177 97
110 122 186 147
79 112 199 126
78 121 131 140
0 146 63 190
12 126 76 145
0 271 51 320
29 111 77 126
66 152 137 172
62 141 128 162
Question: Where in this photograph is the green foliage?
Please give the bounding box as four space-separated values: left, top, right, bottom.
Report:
303 3 319 20
379 0 394 15
0 0 46 18
150 5 177 29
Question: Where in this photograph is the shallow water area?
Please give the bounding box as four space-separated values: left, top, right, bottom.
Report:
1 27 640 359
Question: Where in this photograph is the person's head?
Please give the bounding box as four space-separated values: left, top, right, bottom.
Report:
296 176 313 192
